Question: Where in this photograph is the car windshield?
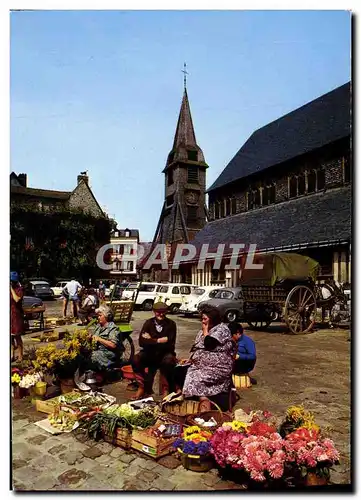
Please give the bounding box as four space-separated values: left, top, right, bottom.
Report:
193 288 205 296
214 290 234 300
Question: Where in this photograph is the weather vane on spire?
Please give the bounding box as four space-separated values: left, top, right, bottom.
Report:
181 62 189 90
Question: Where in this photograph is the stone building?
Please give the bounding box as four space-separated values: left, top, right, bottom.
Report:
10 172 104 218
179 82 351 286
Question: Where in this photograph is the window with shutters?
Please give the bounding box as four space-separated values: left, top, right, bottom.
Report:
187 166 198 183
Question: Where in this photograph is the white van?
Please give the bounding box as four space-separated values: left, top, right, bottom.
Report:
154 283 195 314
179 286 223 316
122 282 163 311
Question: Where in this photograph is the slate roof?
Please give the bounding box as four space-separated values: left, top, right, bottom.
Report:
10 185 70 200
111 229 139 239
208 82 351 193
192 186 351 253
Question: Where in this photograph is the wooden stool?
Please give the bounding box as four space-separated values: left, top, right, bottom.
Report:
232 373 252 389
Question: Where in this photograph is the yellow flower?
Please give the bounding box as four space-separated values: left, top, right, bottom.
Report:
298 422 320 432
11 374 21 384
184 426 201 437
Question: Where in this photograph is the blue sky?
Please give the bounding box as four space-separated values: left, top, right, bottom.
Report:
10 10 351 241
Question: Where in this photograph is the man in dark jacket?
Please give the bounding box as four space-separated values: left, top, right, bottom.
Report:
132 302 177 399
228 322 256 375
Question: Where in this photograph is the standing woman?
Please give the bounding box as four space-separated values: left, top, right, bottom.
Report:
10 271 24 362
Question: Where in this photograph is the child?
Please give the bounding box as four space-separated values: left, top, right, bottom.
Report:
228 322 257 377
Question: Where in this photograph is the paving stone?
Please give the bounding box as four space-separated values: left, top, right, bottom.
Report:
27 434 49 446
124 463 142 477
82 446 103 459
152 463 174 476
107 475 126 490
151 476 175 490
213 479 239 490
119 453 136 464
157 454 181 469
12 419 30 431
109 447 126 458
12 481 27 491
75 457 99 474
57 468 89 486
32 473 59 491
72 476 119 491
202 470 222 487
94 442 114 454
94 454 114 466
48 444 68 456
12 443 42 462
12 459 28 470
140 470 159 482
131 456 157 469
123 478 150 491
58 451 84 466
12 466 40 484
174 482 212 491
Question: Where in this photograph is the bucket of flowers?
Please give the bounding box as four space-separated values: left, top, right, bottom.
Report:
173 426 214 472
284 426 340 486
11 368 44 399
279 405 319 438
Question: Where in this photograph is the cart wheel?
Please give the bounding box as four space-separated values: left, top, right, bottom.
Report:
284 285 316 334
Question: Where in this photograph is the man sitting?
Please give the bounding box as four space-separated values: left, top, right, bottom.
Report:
228 322 257 378
132 302 177 400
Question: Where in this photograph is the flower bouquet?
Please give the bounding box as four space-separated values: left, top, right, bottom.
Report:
279 405 320 437
173 426 214 472
211 419 286 487
284 427 340 486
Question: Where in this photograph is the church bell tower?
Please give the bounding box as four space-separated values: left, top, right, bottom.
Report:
152 65 209 247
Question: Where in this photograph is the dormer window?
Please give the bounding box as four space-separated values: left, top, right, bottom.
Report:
125 229 130 238
114 231 119 238
187 150 198 161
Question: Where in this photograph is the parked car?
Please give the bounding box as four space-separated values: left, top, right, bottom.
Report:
24 280 55 300
22 295 45 323
198 287 243 323
51 280 70 297
122 282 163 310
179 286 223 316
154 283 196 314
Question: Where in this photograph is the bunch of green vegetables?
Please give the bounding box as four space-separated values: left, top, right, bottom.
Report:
104 404 159 429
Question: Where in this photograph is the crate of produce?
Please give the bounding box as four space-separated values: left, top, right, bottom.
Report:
35 391 80 414
103 427 132 450
131 423 177 459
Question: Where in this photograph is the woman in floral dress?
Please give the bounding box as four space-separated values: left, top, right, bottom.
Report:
181 305 237 411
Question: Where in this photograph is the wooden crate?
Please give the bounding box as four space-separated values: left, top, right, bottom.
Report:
35 391 81 414
131 427 176 459
104 428 132 450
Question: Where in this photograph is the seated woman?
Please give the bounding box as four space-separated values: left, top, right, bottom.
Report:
82 304 124 373
78 288 98 326
176 305 237 412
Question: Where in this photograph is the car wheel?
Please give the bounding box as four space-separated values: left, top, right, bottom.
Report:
170 304 181 314
143 300 153 311
225 310 238 323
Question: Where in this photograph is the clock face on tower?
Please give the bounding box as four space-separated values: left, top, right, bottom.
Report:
186 191 198 204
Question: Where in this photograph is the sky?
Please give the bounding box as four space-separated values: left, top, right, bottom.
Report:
10 9 351 241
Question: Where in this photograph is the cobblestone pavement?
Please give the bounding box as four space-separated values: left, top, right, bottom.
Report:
12 307 351 491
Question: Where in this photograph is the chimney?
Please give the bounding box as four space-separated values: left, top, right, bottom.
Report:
18 173 27 187
77 172 89 185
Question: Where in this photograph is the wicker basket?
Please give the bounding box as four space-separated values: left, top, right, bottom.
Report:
185 409 233 428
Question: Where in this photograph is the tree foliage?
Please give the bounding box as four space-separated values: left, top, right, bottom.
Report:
10 206 115 283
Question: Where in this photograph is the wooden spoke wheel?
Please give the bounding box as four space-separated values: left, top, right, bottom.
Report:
284 285 316 334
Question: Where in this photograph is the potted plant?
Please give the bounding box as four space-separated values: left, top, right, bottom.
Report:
11 369 25 399
284 427 340 486
173 426 214 472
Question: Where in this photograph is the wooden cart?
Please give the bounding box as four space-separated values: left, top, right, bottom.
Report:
240 253 320 334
